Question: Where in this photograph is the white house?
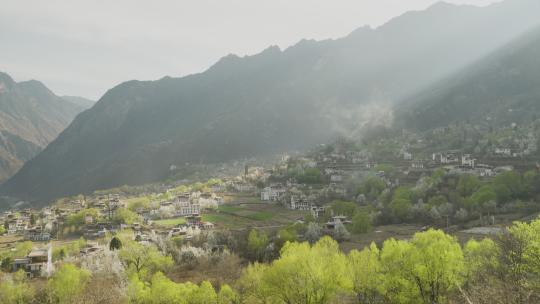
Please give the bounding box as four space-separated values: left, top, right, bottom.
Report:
403 152 413 160
462 154 476 168
176 201 200 216
260 185 286 201
289 196 311 210
495 147 512 157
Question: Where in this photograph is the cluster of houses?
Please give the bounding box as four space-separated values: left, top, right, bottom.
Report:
167 215 214 239
1 209 55 241
146 191 224 220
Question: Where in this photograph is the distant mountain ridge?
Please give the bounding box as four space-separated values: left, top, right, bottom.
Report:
3 0 540 204
398 24 540 131
61 96 95 110
0 72 87 182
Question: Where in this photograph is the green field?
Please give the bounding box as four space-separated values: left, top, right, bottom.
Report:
154 217 186 227
217 205 243 213
202 197 307 229
246 211 274 221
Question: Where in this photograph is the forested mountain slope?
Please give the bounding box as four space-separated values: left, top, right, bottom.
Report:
4 0 540 203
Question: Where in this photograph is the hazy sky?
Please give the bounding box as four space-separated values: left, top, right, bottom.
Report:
0 0 499 100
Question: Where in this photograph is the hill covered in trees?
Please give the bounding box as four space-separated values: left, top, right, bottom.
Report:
4 0 540 204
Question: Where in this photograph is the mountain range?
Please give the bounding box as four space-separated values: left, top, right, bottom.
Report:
61 96 95 110
0 72 90 183
398 25 540 131
2 0 540 205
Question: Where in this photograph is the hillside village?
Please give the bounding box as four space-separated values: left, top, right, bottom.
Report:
2 121 540 282
3 0 540 303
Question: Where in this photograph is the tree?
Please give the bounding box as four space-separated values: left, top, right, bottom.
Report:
333 221 350 242
190 281 218 304
358 176 386 201
427 195 448 207
463 238 498 282
457 174 481 197
304 222 322 244
217 284 238 304
374 164 395 176
348 243 383 303
275 227 297 250
29 214 36 226
119 241 173 279
113 208 140 225
247 230 269 262
235 263 272 304
380 230 465 304
494 171 525 201
330 200 358 217
470 185 497 210
249 237 351 304
390 198 412 221
110 236 123 251
455 208 469 222
1 257 13 272
351 211 372 234
47 264 90 303
393 187 414 201
296 168 323 184
524 170 540 197
129 272 201 304
66 208 100 226
0 270 34 304
496 217 540 303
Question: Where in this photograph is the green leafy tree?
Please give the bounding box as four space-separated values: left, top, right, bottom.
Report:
374 164 395 176
110 236 123 251
380 229 465 304
393 187 414 201
351 211 372 234
390 198 412 221
235 263 273 304
463 238 498 282
247 230 269 262
469 185 497 210
0 270 34 304
1 257 13 272
248 237 352 304
275 227 297 250
348 243 383 303
496 217 540 302
217 285 237 304
119 241 173 279
190 281 218 304
47 264 90 304
494 171 525 201
113 208 140 225
129 272 205 304
358 176 386 201
66 208 100 226
427 195 448 207
330 200 358 217
296 168 323 184
457 174 481 196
